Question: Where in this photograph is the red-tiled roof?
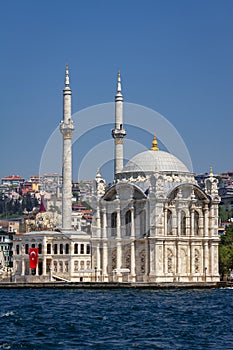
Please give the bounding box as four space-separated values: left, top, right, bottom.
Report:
2 175 25 180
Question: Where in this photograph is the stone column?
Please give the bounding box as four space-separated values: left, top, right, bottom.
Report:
43 258 47 277
130 241 136 281
176 242 180 275
96 242 101 279
190 242 194 276
96 202 101 238
130 205 136 281
102 206 107 239
203 241 209 281
172 210 177 236
164 208 167 236
190 209 194 236
204 204 209 237
69 243 74 278
130 205 135 237
116 206 121 239
102 242 108 281
21 259 25 276
186 215 191 236
209 205 215 238
177 210 181 236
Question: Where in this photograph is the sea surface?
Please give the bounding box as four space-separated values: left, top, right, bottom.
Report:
0 288 232 349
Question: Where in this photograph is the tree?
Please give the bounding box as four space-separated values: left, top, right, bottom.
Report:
219 224 233 279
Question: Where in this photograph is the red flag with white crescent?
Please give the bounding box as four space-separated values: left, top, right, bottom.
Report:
29 248 38 269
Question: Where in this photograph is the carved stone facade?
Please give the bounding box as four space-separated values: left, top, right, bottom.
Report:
91 156 220 283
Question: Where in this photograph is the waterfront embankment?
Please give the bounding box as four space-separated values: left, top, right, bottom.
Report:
0 281 232 289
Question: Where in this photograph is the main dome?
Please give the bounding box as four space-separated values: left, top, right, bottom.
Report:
122 150 190 174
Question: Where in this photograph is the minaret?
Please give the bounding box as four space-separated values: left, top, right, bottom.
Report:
60 64 75 230
112 71 126 179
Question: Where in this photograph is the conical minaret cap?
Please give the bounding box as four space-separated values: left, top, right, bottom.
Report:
117 70 122 92
115 70 123 100
65 64 70 86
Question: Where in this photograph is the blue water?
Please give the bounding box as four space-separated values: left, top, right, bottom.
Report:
0 288 232 349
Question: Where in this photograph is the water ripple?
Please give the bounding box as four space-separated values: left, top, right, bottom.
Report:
0 288 232 349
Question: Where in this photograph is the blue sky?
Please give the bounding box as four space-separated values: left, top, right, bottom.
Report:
0 0 233 182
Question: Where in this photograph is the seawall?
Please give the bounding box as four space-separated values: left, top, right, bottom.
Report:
0 281 231 289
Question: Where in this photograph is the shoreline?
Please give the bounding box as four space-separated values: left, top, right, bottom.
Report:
0 281 232 289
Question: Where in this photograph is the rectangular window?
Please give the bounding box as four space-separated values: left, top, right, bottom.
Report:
53 244 57 254
74 244 78 254
86 244 90 254
80 244 84 254
47 244 51 254
25 244 29 254
16 245 19 255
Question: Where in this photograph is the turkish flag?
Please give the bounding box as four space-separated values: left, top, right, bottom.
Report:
29 248 38 269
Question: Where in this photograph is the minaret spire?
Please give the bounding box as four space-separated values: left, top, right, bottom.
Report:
60 64 75 230
117 70 122 93
65 64 70 86
112 71 126 179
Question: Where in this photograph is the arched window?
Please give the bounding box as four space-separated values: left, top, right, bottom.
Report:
140 210 146 237
125 210 131 236
25 244 29 254
38 243 42 254
74 243 78 254
80 244 84 254
111 212 117 236
181 211 186 236
111 212 117 228
167 210 172 235
65 243 69 254
194 211 199 236
60 244 63 254
86 244 90 254
16 245 19 255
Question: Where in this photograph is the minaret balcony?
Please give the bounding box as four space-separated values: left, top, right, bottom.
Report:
60 121 75 137
112 128 126 139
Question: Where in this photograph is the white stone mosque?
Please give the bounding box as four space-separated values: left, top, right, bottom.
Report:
13 66 220 283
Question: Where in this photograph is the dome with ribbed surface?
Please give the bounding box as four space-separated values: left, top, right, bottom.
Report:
123 150 189 174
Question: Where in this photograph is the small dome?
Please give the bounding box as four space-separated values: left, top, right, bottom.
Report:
123 150 189 174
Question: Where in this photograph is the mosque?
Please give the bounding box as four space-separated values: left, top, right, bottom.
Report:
13 66 220 283
92 72 220 283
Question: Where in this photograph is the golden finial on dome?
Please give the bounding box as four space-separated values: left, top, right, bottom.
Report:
150 133 159 151
210 166 213 174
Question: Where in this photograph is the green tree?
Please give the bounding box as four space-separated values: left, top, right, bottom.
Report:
219 224 233 279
